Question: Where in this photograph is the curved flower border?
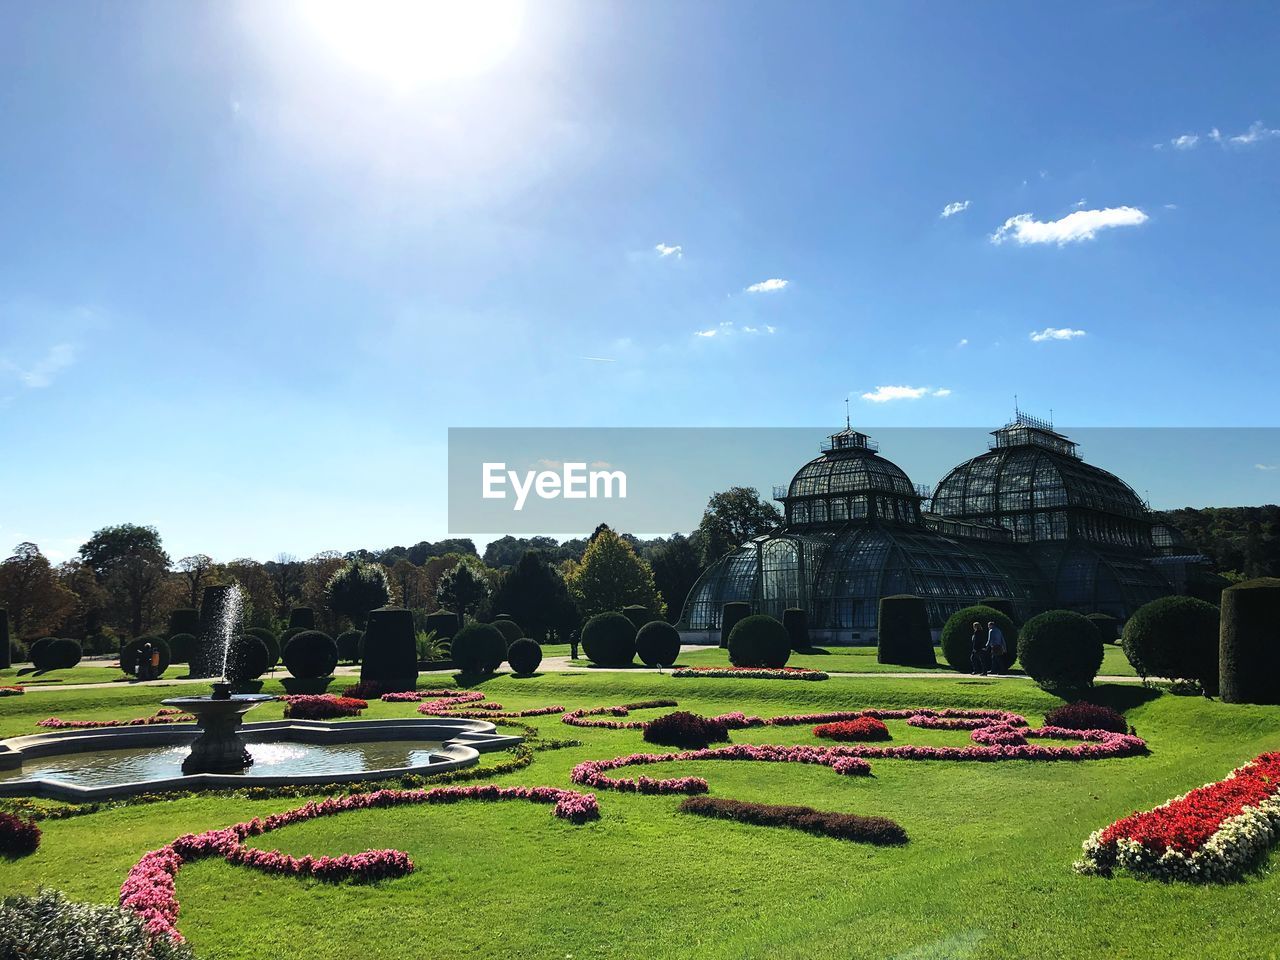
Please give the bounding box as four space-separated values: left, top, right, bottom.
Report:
36 708 194 730
670 666 829 680
572 744 873 794
0 685 24 697
281 695 367 720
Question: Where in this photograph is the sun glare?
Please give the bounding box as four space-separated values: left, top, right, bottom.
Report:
301 0 525 88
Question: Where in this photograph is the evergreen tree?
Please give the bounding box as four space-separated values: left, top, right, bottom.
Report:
492 551 579 641
566 527 663 619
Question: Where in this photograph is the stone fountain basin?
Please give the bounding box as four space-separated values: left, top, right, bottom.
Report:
0 718 521 802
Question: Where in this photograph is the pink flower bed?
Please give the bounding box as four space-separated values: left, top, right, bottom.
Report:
36 708 193 730
671 666 829 680
281 695 367 720
561 699 679 730
430 705 566 719
120 784 600 942
0 811 41 856
970 723 1028 747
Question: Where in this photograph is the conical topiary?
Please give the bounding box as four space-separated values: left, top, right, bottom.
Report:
360 606 418 693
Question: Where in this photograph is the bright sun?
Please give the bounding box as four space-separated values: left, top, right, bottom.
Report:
301 0 525 88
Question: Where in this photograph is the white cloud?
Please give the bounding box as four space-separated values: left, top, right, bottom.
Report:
1030 327 1086 342
1164 122 1279 151
1255 463 1278 472
1171 133 1199 150
745 278 788 294
990 206 1148 246
580 356 616 362
654 242 682 259
940 200 971 218
956 338 969 347
694 328 720 338
695 321 777 339
1227 120 1280 145
860 385 950 403
1164 203 1178 210
1 342 79 388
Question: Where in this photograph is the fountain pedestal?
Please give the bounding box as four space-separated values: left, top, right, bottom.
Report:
162 685 273 775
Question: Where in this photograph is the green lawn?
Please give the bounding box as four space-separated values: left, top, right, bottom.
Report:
2 672 1276 959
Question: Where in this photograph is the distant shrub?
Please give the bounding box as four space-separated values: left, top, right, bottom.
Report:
0 811 40 857
360 607 418 693
1087 612 1122 643
813 717 891 742
977 597 1017 623
635 620 681 667
425 610 459 640
337 629 364 663
0 888 194 960
451 622 507 675
1219 578 1280 705
877 596 935 667
120 637 170 677
643 711 729 748
782 608 810 651
1043 702 1128 734
288 607 317 630
33 637 82 671
226 634 270 683
244 626 280 666
282 630 338 679
678 797 908 846
621 605 658 631
490 618 523 647
166 607 200 639
1018 610 1104 690
1122 596 1219 690
939 606 1017 673
0 608 9 670
27 637 55 669
167 632 198 664
506 637 543 675
728 615 791 668
719 601 751 648
581 612 637 666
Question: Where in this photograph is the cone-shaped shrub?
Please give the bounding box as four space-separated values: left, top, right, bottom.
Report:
491 618 523 647
719 601 751 649
32 637 81 671
244 626 279 666
622 604 657 631
194 585 236 679
451 622 507 675
337 629 364 663
940 605 1017 672
728 614 791 668
167 607 200 640
360 607 418 692
282 630 338 679
782 608 810 651
425 610 459 640
288 606 317 630
0 609 10 670
507 637 543 675
1018 610 1103 690
167 632 198 664
1122 596 1219 690
877 595 935 667
581 612 637 666
636 620 681 667
1219 577 1280 704
120 637 170 677
226 634 270 683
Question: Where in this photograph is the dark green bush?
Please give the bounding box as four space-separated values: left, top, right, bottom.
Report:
27 637 54 668
782 608 810 651
1018 610 1103 690
490 618 523 647
360 607 418 692
450 622 507 675
33 637 82 671
507 637 543 675
728 614 791 668
0 888 194 960
1121 596 1219 690
622 604 658 631
877 595 935 667
719 602 751 649
581 612 637 666
120 637 170 677
288 607 317 630
1219 577 1280 705
244 626 280 666
282 630 338 679
425 610 459 640
0 608 9 670
636 620 681 667
1087 612 1121 643
337 629 364 663
167 607 200 639
167 632 198 664
226 634 270 683
939 606 1017 672
977 597 1017 623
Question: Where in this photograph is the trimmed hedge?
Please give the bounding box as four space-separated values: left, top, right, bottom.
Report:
244 626 280 666
506 637 543 675
120 637 170 677
167 632 198 665
166 607 200 640
360 607 418 692
27 637 54 669
282 630 338 680
1219 577 1280 705
728 614 791 669
876 595 935 667
0 609 9 671
491 618 524 647
636 620 681 667
621 605 658 631
678 797 908 845
450 622 507 675
1121 596 1219 690
32 637 82 671
581 612 637 666
226 634 270 683
288 607 317 630
337 629 364 663
642 711 729 748
1087 612 1121 643
782 608 810 651
424 610 459 640
939 605 1017 673
977 597 1017 623
719 601 751 649
1017 610 1103 690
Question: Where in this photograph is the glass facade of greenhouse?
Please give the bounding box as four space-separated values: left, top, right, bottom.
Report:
679 414 1177 641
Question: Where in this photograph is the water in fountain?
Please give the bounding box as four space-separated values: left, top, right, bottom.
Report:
214 583 244 681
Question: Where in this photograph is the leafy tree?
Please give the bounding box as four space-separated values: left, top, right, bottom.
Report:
0 543 77 638
224 558 279 628
482 535 561 569
390 558 428 609
56 559 110 640
694 487 782 565
266 553 305 615
300 551 345 631
77 524 171 637
648 534 703 622
177 554 218 607
491 551 579 642
324 558 392 627
436 558 492 624
566 527 663 619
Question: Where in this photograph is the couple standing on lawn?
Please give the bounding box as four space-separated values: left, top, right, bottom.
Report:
970 620 1007 675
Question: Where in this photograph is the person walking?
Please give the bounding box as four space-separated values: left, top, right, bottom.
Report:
969 621 986 675
985 621 1007 675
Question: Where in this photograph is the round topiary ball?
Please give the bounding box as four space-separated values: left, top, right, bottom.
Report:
635 620 681 667
120 637 170 677
243 626 280 667
167 632 198 664
1018 610 1104 690
451 622 507 675
33 637 82 671
939 605 1018 673
27 637 55 668
282 630 338 679
226 634 271 683
728 614 791 668
337 629 364 663
581 612 637 666
507 637 543 675
490 618 523 647
1121 596 1219 690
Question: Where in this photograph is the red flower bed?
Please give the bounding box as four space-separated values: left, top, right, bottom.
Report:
0 685 23 697
813 717 891 742
643 711 731 748
281 695 367 720
0 811 41 857
679 796 907 845
1044 702 1128 734
36 708 193 730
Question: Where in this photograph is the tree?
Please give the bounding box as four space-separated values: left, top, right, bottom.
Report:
694 487 782 566
300 551 346 631
482 535 561 569
56 559 109 639
224 558 279 628
436 559 492 624
325 558 392 628
0 543 77 638
390 558 427 609
566 527 663 619
177 554 218 607
492 551 579 642
77 524 171 637
648 534 703 623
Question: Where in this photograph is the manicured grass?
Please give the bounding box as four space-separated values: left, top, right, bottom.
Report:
2 663 136 686
2 673 1276 959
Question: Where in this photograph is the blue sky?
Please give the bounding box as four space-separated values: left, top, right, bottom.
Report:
1 0 1278 562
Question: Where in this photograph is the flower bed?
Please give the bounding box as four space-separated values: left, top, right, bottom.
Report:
1044 702 1128 734
970 723 1028 747
36 708 194 730
1076 751 1280 882
435 705 567 719
761 708 1027 729
0 685 23 697
120 784 600 942
281 695 367 720
561 700 679 730
679 796 907 845
571 744 872 794
671 666 829 680
0 811 41 857
813 717 891 742
643 711 731 748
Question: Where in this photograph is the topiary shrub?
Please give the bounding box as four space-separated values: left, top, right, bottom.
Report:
282 630 338 679
288 607 317 630
507 637 543 675
581 612 637 666
425 610 459 640
32 637 82 671
978 597 1017 623
1219 577 1280 705
0 608 9 671
166 607 200 640
0 811 40 857
876 595 935 667
1121 596 1219 691
0 888 195 960
337 629 364 663
939 605 1017 673
1018 610 1103 690
782 608 810 651
244 626 280 667
360 607 418 692
728 614 791 668
120 637 170 677
167 632 198 664
27 637 54 669
621 604 657 631
642 711 729 748
490 618 523 647
636 620 681 667
1043 701 1128 733
451 622 507 675
719 601 751 649
1087 612 1121 643
226 634 270 687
